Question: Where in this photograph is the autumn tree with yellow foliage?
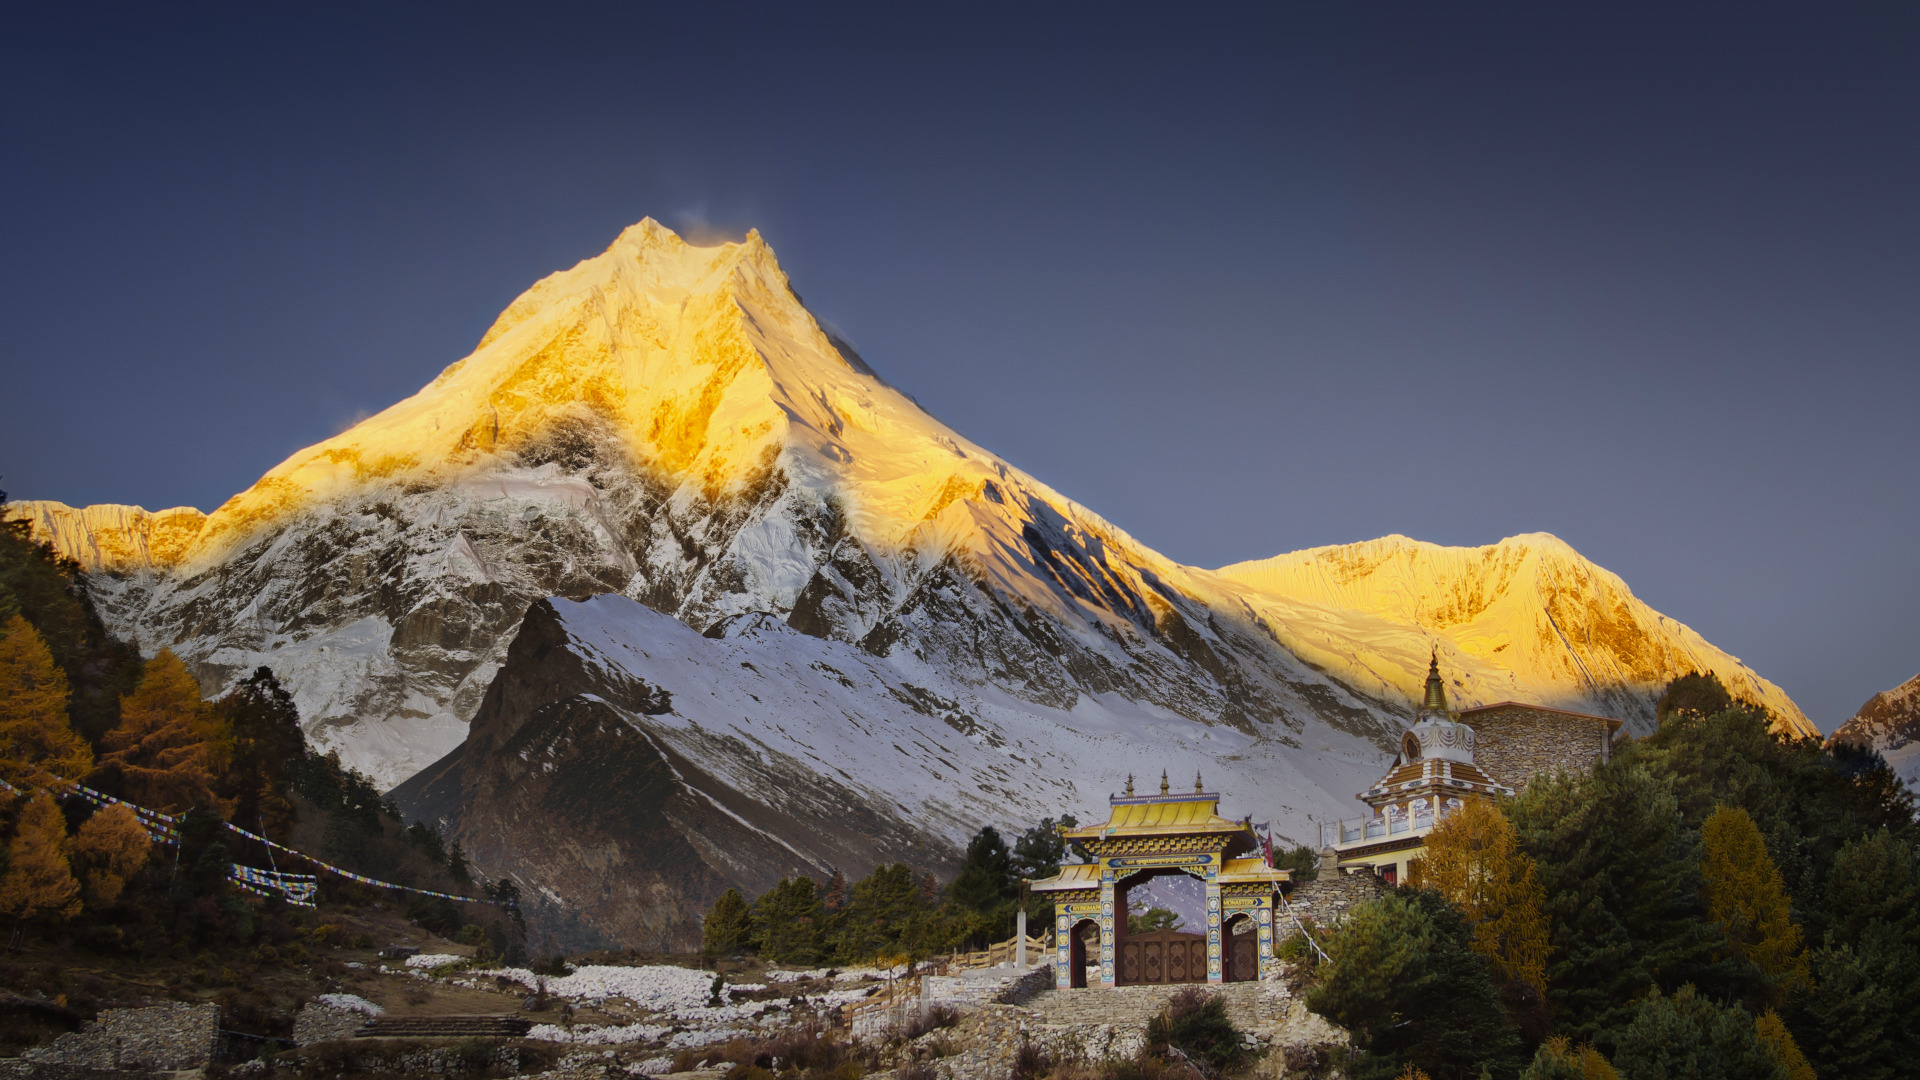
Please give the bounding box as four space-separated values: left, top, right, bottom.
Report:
1700 805 1810 999
1414 797 1551 996
71 803 151 908
0 795 81 932
1519 1037 1619 1080
1753 1009 1814 1080
95 650 226 815
0 616 93 791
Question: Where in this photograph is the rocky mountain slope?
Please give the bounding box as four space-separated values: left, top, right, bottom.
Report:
391 592 1386 949
1830 672 1920 790
2 220 1817 943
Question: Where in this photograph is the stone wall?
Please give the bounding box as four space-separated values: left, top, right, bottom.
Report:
921 966 1054 1011
927 978 1349 1080
18 1003 219 1071
1463 705 1615 791
292 1003 373 1046
1281 870 1386 928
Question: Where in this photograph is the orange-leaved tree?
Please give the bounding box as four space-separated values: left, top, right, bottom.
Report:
96 650 227 816
1700 804 1809 997
0 794 82 926
71 803 152 908
0 616 93 791
1754 1008 1814 1080
1413 797 1550 994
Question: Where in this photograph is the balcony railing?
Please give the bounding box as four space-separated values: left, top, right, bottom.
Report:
1321 797 1462 850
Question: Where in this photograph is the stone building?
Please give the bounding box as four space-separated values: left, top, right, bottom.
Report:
1454 701 1622 792
1316 656 1627 884
1319 656 1513 884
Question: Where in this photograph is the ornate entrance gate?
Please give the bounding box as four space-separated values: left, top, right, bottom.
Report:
1031 772 1291 989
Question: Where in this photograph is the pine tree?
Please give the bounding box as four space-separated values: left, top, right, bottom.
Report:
96 650 225 814
1630 686 1916 946
0 520 145 745
823 868 848 912
949 826 1014 912
1780 829 1920 1079
703 887 753 956
447 841 472 886
750 877 823 964
1609 987 1786 1080
1520 1038 1618 1080
828 863 929 961
0 616 93 791
1700 805 1808 997
1306 889 1526 1080
0 795 82 925
1656 670 1735 722
1506 760 1725 1050
71 802 151 908
1417 798 1550 995
211 667 306 838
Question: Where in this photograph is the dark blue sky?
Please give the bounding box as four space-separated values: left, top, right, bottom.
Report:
3 5 1916 730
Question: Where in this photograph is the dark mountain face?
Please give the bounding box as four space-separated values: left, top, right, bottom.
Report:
394 597 970 951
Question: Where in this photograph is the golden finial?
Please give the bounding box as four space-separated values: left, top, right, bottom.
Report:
1423 650 1449 714
1160 770 1170 795
1125 774 1135 797
1195 771 1204 793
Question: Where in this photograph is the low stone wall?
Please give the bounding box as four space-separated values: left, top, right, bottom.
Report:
854 966 1052 1038
926 976 1349 1080
19 1003 219 1071
0 1064 169 1080
924 1002 1146 1080
923 966 1054 1010
251 1040 536 1076
293 1003 374 1046
1282 872 1386 928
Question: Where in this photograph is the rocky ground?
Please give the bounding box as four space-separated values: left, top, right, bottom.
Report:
3 917 1347 1080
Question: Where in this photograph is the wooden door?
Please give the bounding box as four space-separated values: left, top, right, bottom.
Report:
1118 930 1209 985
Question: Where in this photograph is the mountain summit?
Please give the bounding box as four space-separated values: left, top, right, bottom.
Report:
7 222 1810 878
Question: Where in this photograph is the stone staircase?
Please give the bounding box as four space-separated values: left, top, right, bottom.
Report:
356 1015 532 1039
1022 982 1275 1030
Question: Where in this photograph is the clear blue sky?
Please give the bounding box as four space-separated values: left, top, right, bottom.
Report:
3 4 1915 731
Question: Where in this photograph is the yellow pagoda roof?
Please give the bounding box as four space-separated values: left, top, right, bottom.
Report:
1063 794 1248 839
1219 857 1291 885
1029 863 1102 893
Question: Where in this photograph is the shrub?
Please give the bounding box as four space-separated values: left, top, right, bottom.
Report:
1145 987 1244 1072
1012 1038 1052 1080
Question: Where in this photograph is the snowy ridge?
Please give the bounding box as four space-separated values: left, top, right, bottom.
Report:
2 219 1810 793
1830 672 1920 788
1215 534 1813 737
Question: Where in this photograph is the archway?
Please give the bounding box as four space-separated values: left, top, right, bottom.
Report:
1068 918 1100 989
1115 868 1211 986
1222 913 1258 982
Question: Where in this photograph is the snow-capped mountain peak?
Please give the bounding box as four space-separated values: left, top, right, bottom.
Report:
5 220 1812 813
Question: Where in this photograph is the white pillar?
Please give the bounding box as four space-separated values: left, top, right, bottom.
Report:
1017 907 1027 968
